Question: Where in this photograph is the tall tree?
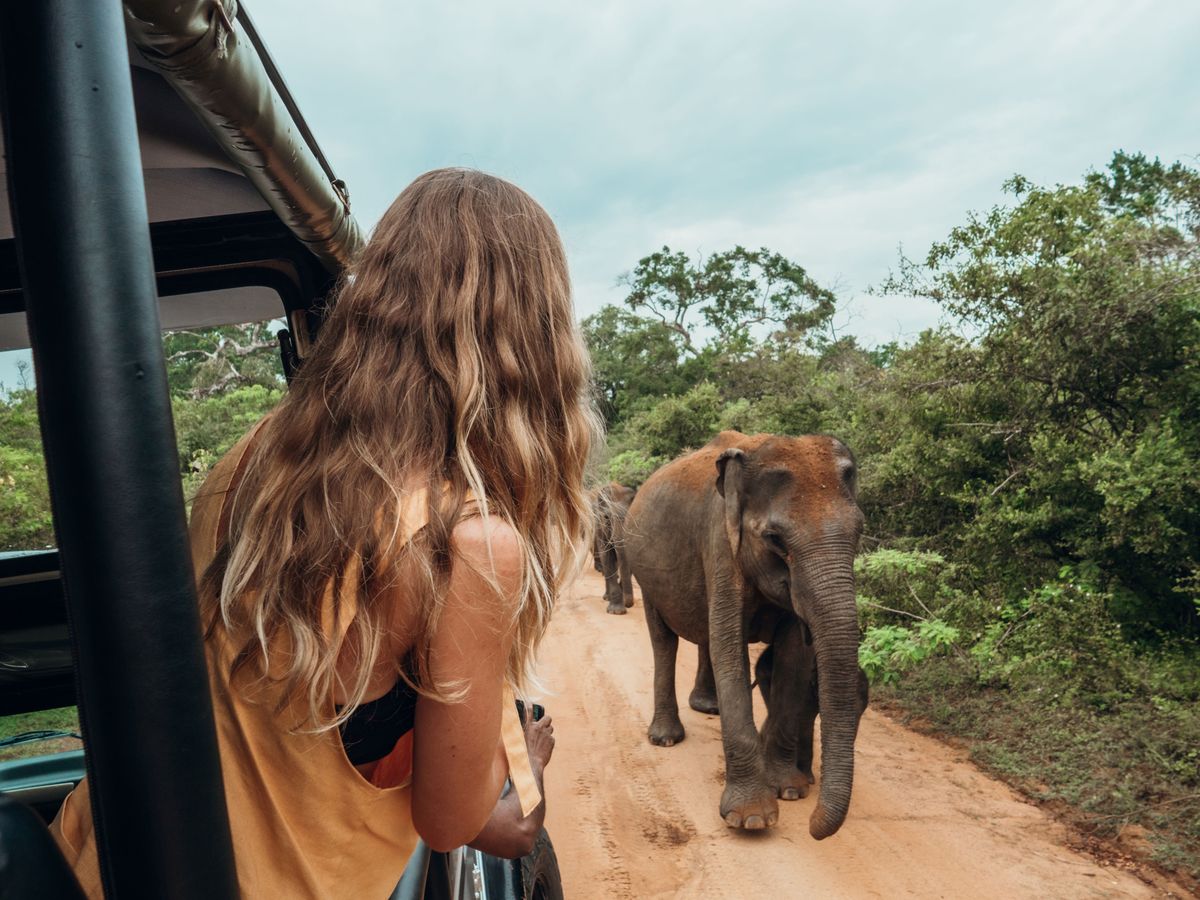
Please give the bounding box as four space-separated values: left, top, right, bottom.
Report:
163 321 283 399
584 246 835 427
620 245 836 358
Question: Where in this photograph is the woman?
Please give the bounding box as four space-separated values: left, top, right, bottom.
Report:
52 169 597 897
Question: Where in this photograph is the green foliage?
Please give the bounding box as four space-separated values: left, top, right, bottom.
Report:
605 449 665 489
620 382 725 459
858 619 959 685
0 445 54 551
856 549 955 603
855 549 964 685
887 153 1199 439
620 245 836 359
972 575 1135 706
0 386 52 551
866 153 1200 632
163 322 284 399
0 324 283 549
581 306 705 426
584 245 839 431
173 382 281 453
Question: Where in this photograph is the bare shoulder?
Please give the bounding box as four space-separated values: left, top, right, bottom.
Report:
450 514 524 606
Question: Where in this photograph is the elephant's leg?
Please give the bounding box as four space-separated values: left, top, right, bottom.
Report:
688 642 719 714
710 592 777 830
600 542 625 615
644 599 685 746
760 618 816 800
616 543 635 608
592 514 605 573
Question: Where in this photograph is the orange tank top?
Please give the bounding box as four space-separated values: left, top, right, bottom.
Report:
50 417 541 899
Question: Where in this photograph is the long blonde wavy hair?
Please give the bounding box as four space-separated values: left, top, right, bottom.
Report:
203 168 598 730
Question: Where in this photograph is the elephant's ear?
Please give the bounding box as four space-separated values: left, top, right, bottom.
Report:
715 448 746 559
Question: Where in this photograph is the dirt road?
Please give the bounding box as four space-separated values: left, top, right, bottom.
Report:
539 570 1187 899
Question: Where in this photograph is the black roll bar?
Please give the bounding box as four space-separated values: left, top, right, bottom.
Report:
0 2 238 897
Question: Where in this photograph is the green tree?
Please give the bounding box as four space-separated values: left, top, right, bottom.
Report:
621 245 836 358
163 321 283 399
0 380 53 550
585 246 836 430
581 306 700 425
885 151 1199 438
881 152 1200 631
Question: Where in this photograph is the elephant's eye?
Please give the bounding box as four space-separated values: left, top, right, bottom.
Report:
762 530 788 558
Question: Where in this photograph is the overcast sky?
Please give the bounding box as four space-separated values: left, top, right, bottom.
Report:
248 0 1199 344
1 0 1197 390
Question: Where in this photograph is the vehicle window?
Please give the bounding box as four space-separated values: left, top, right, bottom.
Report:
163 320 286 503
0 354 49 552
0 314 286 553
0 303 287 759
0 706 81 762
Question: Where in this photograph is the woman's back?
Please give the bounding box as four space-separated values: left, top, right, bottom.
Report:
53 168 593 896
53 424 419 898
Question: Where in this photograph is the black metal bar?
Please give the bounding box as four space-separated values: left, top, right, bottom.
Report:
0 2 239 898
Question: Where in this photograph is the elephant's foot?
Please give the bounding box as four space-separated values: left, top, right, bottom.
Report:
687 688 719 715
623 593 634 608
648 714 685 747
605 601 627 615
719 781 779 830
764 760 814 801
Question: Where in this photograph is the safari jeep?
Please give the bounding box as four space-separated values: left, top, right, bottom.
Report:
0 2 562 897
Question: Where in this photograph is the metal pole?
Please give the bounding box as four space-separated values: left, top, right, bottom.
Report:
0 2 239 897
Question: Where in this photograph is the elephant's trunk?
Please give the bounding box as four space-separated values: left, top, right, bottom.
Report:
796 548 861 840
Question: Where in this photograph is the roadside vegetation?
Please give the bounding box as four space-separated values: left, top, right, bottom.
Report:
1 152 1196 877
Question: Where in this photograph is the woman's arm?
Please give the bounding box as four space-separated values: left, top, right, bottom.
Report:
468 713 554 858
410 516 523 852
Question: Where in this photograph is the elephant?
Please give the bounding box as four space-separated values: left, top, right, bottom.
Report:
591 481 636 614
623 431 867 839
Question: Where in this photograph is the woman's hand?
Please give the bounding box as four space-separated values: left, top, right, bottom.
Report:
468 708 555 859
524 713 554 777
410 516 523 852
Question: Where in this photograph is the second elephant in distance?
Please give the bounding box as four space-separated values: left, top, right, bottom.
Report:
592 481 636 614
623 430 868 840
